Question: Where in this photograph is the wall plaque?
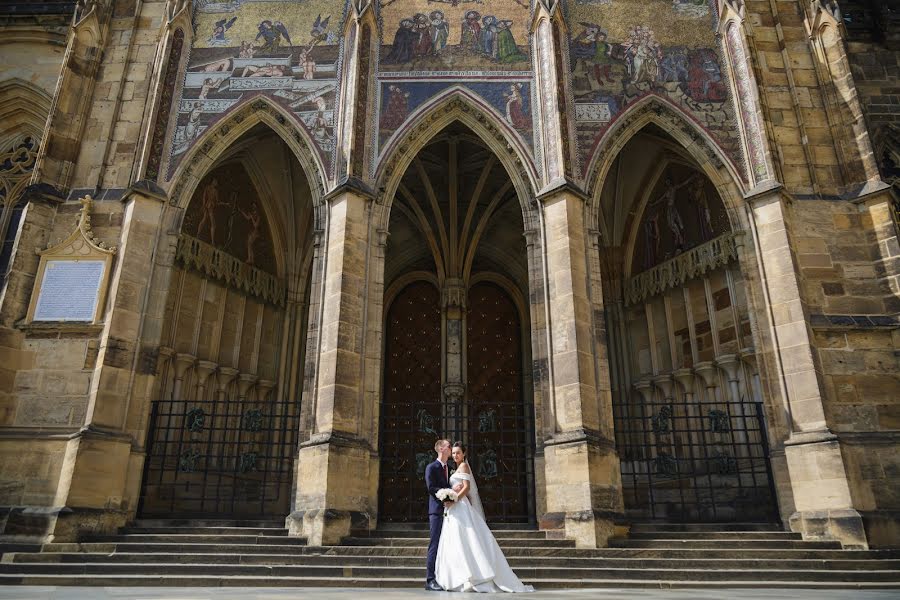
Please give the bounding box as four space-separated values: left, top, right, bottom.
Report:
26 196 117 325
33 260 106 322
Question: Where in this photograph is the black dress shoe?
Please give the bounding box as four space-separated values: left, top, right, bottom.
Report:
425 580 444 591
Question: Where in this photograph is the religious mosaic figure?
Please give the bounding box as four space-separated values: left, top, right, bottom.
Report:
209 16 237 46
572 23 616 90
430 11 450 55
481 15 499 59
461 10 482 53
385 19 416 63
255 20 292 53
496 19 524 63
381 84 410 130
504 83 528 129
624 26 662 86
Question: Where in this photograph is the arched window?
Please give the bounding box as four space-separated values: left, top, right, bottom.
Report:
0 134 39 284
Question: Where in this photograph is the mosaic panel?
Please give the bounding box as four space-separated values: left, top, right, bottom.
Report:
167 0 342 178
376 1 533 156
378 80 532 149
565 0 743 178
378 0 531 73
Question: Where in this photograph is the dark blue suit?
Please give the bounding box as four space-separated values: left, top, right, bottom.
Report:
425 459 449 583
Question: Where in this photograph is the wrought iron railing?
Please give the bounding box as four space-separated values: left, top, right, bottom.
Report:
138 394 299 518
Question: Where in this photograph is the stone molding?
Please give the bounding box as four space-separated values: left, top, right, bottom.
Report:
174 233 286 307
624 231 743 306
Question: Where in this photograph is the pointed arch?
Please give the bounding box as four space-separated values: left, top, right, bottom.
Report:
167 97 329 215
585 96 747 232
374 88 539 232
0 79 52 145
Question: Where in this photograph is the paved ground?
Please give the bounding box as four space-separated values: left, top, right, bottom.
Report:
0 588 894 600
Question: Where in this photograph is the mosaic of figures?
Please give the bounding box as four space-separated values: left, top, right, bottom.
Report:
379 0 530 72
168 0 341 178
566 0 743 177
378 80 531 149
376 1 533 157
182 162 276 274
633 164 729 273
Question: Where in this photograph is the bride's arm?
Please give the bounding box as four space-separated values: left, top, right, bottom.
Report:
454 464 471 500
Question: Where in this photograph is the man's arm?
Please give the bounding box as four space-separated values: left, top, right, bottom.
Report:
425 464 444 497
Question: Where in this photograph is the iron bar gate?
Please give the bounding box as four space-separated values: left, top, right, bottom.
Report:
614 390 779 522
139 394 300 518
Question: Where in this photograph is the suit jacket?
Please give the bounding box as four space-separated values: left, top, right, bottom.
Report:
425 459 450 516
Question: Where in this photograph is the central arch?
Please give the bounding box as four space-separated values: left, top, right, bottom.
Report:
370 108 542 524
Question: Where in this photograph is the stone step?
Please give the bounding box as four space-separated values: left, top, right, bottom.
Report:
627 531 802 540
122 527 289 536
354 529 548 539
132 519 284 528
628 522 784 532
9 552 900 571
609 538 843 550
376 522 534 531
40 542 900 560
0 574 897 589
82 534 306 545
0 562 897 582
340 536 575 547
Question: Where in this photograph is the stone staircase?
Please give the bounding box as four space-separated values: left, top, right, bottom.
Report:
0 520 898 588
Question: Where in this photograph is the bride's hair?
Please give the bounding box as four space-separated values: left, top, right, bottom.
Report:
452 441 467 459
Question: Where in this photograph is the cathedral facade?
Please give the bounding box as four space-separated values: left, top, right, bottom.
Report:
0 0 897 550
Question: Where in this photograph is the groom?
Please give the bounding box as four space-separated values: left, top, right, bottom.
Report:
424 438 452 591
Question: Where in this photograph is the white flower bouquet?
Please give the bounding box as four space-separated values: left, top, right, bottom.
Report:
436 488 459 517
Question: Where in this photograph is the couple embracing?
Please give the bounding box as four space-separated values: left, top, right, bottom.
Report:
424 439 534 593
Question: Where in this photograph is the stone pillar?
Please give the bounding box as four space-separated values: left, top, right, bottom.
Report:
539 187 622 548
193 360 217 400
32 188 170 542
288 186 373 546
171 354 195 400
748 189 867 548
442 277 466 435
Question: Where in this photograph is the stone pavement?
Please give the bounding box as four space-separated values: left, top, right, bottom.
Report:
0 588 895 600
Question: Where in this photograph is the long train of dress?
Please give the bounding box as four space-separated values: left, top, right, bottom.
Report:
435 471 534 593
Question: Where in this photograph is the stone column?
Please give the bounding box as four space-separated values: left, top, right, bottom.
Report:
442 277 466 436
289 186 373 545
33 188 170 542
747 189 867 548
171 354 195 400
193 360 217 401
539 187 622 548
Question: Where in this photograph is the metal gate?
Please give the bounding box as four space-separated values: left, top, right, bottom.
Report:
614 389 778 522
139 393 299 517
378 281 535 524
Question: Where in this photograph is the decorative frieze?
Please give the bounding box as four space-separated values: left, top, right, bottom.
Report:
625 231 742 306
174 233 285 307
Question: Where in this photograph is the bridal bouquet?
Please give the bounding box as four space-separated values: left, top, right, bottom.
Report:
436 488 459 517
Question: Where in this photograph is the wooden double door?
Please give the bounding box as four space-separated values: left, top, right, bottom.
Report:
379 281 535 524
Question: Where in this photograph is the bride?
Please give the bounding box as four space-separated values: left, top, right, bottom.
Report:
435 442 535 593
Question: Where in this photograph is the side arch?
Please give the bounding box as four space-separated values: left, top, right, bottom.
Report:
585 96 748 232
167 97 329 214
374 88 540 232
0 79 52 145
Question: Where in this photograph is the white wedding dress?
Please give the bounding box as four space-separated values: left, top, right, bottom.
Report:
435 469 534 593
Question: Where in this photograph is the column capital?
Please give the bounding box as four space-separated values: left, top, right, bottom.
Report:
715 353 741 381
536 177 590 205
173 353 196 379
652 375 675 400
215 366 239 392
256 379 276 402
672 368 695 394
633 378 655 402
693 361 718 388
323 177 376 204
237 373 258 399
194 360 217 386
